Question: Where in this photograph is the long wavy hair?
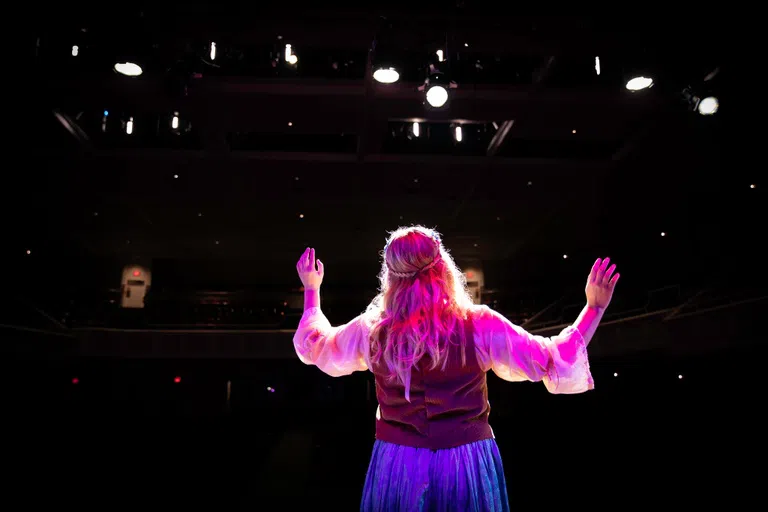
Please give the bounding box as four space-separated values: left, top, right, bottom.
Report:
363 226 476 401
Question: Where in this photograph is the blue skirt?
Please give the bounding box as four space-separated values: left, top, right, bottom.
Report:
360 438 510 512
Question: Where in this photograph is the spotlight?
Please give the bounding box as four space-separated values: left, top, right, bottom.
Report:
72 45 79 57
426 86 448 108
595 56 600 75
436 49 444 62
454 125 463 142
698 96 719 115
114 62 142 77
285 44 298 66
412 122 420 137
171 111 179 130
683 87 720 116
125 117 134 135
210 42 217 61
373 67 399 84
421 72 455 109
626 76 653 91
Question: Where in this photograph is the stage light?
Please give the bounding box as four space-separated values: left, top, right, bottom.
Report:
299 213 304 219
133 270 141 277
678 374 683 379
412 122 420 137
173 174 179 179
210 41 217 61
454 125 463 142
661 232 666 237
171 111 179 130
563 254 568 259
72 45 79 57
595 56 600 75
215 240 220 245
626 76 653 91
103 110 109 116
698 96 719 115
613 372 618 377
285 44 298 65
174 376 181 383
373 67 399 84
26 249 31 255
751 184 756 189
72 377 79 384
426 86 448 108
126 117 134 135
114 62 142 77
436 49 444 62
464 43 469 47
572 129 577 134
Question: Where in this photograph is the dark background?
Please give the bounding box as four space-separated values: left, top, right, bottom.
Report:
7 5 758 510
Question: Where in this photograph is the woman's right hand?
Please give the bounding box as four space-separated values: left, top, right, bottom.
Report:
585 257 620 310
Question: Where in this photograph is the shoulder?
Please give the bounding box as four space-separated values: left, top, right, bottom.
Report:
467 304 496 322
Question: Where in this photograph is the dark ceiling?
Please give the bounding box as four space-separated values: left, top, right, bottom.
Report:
19 8 748 313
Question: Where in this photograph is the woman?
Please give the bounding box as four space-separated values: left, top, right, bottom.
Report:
293 226 619 511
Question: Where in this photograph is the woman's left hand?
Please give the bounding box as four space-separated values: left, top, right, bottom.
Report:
296 247 324 291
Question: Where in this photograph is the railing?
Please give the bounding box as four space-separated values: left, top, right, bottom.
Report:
8 281 765 334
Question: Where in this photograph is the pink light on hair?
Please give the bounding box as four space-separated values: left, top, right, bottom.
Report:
364 226 476 401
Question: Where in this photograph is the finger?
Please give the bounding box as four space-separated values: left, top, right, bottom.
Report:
589 258 601 282
310 248 315 270
302 247 311 267
609 273 620 287
597 257 610 278
317 259 324 276
603 264 617 284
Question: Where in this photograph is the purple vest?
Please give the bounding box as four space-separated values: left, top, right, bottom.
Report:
371 313 493 450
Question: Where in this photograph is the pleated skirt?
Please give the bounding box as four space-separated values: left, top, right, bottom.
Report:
360 438 510 512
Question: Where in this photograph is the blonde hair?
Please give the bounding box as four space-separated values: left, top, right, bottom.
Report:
363 226 476 401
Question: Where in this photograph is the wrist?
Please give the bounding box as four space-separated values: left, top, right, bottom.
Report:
586 302 604 311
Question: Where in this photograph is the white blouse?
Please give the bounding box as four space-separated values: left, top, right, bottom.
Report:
293 304 594 394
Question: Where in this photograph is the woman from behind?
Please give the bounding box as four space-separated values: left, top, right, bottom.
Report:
294 225 619 511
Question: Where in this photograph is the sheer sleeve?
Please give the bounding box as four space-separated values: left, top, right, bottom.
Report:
293 307 369 377
472 304 594 394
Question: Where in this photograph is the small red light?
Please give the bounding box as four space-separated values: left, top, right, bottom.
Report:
467 271 474 279
72 377 79 384
174 376 181 383
133 270 141 277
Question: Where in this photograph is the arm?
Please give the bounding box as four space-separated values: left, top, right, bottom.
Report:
304 287 320 311
574 304 604 347
293 308 369 377
293 247 368 376
473 304 593 394
473 257 619 394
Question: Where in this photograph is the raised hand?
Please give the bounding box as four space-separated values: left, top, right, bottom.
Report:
586 257 620 310
296 247 324 291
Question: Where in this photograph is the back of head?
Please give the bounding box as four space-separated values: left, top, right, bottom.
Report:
365 226 475 400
